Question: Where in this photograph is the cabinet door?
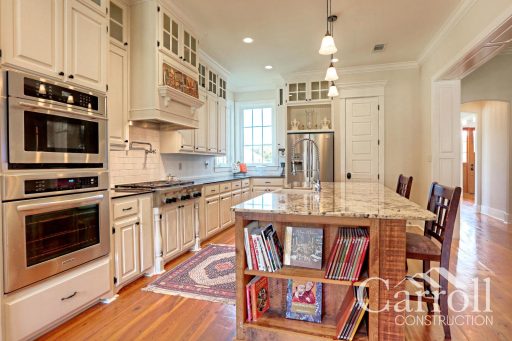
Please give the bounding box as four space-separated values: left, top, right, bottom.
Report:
242 189 251 202
231 190 241 223
195 91 208 152
287 82 307 103
179 130 195 152
114 217 140 286
109 0 128 48
108 43 129 148
139 195 154 274
205 196 220 237
180 202 195 250
182 28 198 69
220 193 232 229
218 99 227 154
80 0 108 16
161 205 181 260
311 80 329 101
160 9 180 60
65 0 107 91
1 0 64 78
207 95 218 153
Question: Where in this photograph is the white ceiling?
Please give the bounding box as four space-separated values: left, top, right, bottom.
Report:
172 0 462 91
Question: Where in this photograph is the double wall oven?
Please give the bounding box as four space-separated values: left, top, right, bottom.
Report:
1 71 110 293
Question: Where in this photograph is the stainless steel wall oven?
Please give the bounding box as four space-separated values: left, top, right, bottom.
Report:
2 171 110 293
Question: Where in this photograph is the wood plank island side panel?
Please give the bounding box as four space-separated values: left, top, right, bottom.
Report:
368 219 380 341
378 219 407 341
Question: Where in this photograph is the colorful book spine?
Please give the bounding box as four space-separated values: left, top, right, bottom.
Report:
244 228 253 271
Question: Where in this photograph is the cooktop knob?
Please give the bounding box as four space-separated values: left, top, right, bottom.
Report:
165 197 177 204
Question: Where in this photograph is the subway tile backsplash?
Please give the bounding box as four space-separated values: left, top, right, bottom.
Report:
109 126 226 186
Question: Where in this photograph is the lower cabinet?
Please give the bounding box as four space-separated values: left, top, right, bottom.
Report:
205 194 220 237
231 190 242 222
112 193 154 289
252 178 284 198
220 192 232 229
3 257 110 341
161 200 197 262
242 188 251 202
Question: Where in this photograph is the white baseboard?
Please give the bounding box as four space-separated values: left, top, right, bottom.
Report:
474 204 481 213
480 205 510 224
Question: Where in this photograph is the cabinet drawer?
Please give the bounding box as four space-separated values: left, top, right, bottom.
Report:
204 184 220 196
220 182 232 193
252 178 284 187
113 199 139 220
231 180 242 190
5 258 110 341
242 179 251 188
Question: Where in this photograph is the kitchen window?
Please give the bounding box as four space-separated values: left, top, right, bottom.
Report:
241 106 275 165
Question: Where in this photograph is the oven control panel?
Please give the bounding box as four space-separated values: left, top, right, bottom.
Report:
25 177 99 194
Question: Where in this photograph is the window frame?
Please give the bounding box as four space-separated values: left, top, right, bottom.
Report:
236 101 278 167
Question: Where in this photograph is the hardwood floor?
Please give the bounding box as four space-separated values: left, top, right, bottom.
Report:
39 206 511 341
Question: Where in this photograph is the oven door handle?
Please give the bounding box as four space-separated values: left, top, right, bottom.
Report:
18 102 107 121
17 194 105 212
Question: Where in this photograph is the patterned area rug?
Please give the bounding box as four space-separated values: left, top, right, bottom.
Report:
143 244 236 305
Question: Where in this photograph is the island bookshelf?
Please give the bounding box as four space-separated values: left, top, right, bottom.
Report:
235 213 382 341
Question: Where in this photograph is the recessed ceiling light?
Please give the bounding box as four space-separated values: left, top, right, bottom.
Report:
264 65 273 70
243 37 254 44
331 57 339 63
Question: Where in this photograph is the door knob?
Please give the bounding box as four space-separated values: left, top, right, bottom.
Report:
347 172 352 180
470 164 474 171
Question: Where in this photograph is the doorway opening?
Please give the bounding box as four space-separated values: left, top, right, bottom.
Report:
460 112 476 205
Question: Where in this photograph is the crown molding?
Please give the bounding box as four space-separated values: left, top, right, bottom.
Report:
198 49 231 79
285 61 418 81
417 0 478 65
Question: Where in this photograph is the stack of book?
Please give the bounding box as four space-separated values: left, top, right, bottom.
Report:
335 288 369 340
244 222 283 272
245 276 270 322
325 228 369 281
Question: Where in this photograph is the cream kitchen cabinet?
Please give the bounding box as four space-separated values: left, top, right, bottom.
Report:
66 0 108 91
194 90 209 152
108 43 129 148
207 94 219 153
252 178 284 198
112 193 153 289
204 194 220 237
81 0 108 16
0 0 108 92
231 189 242 222
159 6 198 73
220 191 232 229
286 80 330 104
179 130 195 152
218 98 227 154
161 200 197 262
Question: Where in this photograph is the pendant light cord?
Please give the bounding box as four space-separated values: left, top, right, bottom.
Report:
326 0 329 33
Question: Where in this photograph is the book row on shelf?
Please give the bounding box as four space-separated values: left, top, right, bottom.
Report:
336 287 369 341
325 228 369 281
244 222 284 272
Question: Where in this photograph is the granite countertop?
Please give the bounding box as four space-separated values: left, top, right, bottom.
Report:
190 172 284 185
110 189 154 199
233 182 436 221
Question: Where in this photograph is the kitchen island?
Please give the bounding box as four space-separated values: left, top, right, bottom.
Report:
234 182 436 341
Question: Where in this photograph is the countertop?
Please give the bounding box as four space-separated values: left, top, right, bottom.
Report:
233 182 436 221
111 172 284 199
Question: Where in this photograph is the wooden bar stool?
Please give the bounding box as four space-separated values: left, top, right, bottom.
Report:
406 182 461 340
396 174 413 199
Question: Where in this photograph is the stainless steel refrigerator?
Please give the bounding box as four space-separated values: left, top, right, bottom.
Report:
286 131 334 187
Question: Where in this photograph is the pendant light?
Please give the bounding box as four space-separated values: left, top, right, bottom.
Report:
319 0 337 55
328 81 339 98
325 58 338 81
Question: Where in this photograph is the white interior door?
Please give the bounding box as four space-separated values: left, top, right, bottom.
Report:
345 97 380 182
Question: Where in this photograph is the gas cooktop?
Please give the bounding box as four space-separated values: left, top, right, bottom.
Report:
115 180 194 189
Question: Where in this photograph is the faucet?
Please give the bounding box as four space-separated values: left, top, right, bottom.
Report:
129 141 157 155
291 137 321 192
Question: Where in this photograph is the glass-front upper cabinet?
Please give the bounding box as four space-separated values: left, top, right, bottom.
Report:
310 81 329 100
109 0 128 48
183 29 197 68
218 77 226 100
209 70 217 95
288 82 307 103
161 11 180 58
198 64 207 89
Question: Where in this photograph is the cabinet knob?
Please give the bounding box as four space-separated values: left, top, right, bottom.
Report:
124 42 128 46
68 75 74 79
58 71 65 76
124 140 128 143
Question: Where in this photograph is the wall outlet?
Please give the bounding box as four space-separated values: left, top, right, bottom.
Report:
178 162 182 170
204 160 209 168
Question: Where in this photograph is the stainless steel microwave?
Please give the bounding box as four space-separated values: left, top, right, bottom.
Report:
3 71 107 169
